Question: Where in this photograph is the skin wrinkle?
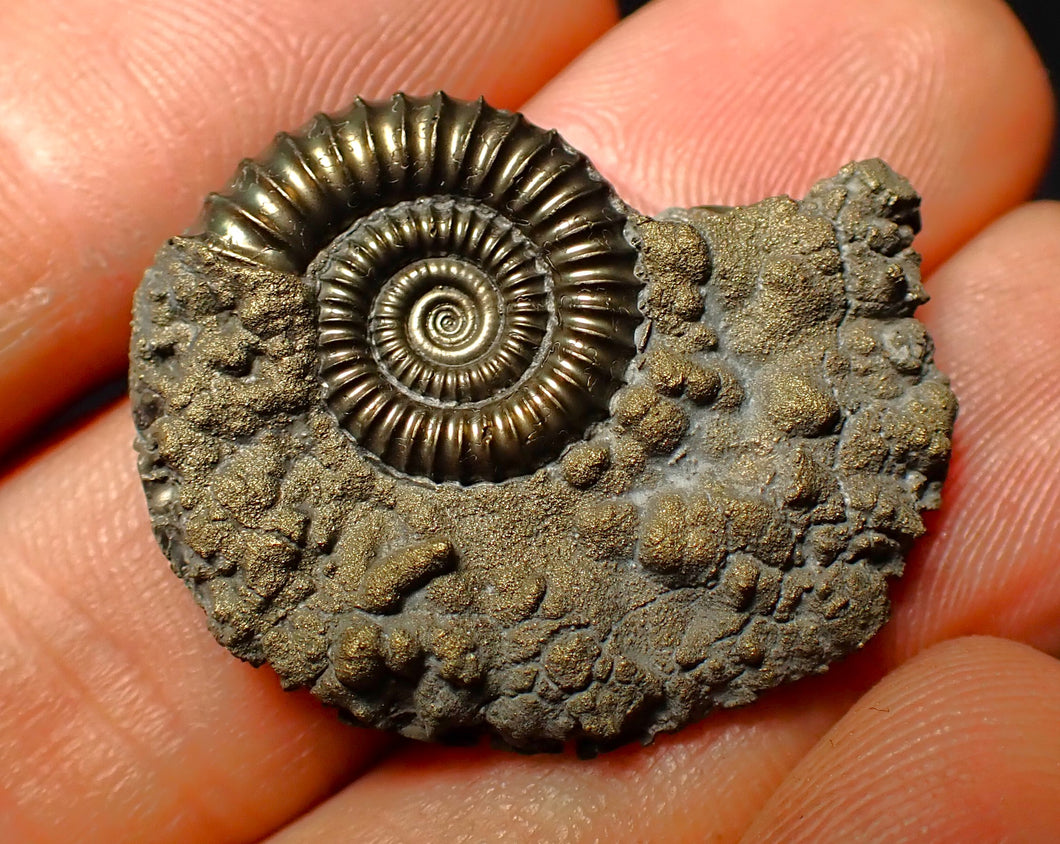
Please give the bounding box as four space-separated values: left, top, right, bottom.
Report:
889 445 1058 654
268 679 854 843
0 459 244 839
0 282 53 359
5 541 234 807
741 639 1060 843
0 571 191 839
0 405 390 842
383 7 481 90
0 779 36 844
877 203 1060 662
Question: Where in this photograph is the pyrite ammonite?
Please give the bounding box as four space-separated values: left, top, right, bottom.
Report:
130 92 956 754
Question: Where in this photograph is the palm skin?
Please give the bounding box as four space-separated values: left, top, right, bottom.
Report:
0 0 1057 841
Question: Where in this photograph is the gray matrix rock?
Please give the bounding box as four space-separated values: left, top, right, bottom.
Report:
129 93 956 754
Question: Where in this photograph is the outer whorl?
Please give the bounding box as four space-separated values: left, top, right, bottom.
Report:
199 93 641 483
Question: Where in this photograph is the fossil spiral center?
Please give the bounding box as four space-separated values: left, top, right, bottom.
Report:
377 257 501 370
312 199 556 420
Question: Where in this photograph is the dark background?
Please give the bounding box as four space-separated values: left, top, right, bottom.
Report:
616 0 1059 199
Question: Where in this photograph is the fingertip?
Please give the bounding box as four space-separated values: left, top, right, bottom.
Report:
881 200 1060 662
0 404 390 842
527 0 1053 268
744 637 1060 843
266 677 853 843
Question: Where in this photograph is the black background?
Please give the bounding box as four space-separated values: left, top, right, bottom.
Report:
616 0 1059 199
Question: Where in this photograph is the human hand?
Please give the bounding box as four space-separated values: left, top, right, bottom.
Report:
0 0 1056 840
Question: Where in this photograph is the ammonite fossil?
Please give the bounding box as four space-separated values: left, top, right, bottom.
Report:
130 92 956 754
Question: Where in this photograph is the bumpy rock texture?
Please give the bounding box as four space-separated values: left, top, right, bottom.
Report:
131 159 955 754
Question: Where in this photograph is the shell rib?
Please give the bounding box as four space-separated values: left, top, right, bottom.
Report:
200 93 642 483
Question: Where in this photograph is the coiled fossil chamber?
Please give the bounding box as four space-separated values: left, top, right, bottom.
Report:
201 93 640 483
131 93 956 754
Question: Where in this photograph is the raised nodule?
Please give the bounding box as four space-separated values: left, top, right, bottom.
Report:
130 94 956 754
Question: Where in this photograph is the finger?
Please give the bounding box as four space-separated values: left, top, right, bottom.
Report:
0 405 394 843
743 637 1060 843
267 676 858 844
525 0 1052 270
877 200 1060 662
0 0 615 455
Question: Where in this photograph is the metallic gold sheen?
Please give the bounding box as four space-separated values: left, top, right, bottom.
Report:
200 95 641 482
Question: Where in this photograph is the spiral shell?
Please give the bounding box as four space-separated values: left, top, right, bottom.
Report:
199 93 641 483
